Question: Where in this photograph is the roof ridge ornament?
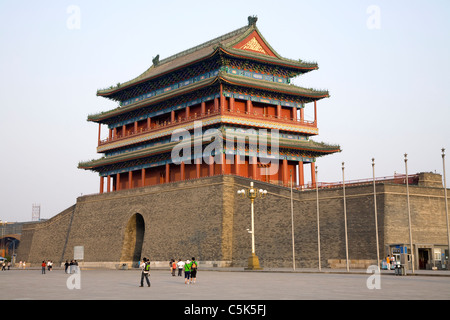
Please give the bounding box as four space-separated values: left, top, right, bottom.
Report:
152 54 160 66
248 15 258 26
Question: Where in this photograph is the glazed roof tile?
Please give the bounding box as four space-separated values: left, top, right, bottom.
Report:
97 22 318 98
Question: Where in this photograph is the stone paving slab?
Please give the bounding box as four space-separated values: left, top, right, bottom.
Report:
1 267 449 301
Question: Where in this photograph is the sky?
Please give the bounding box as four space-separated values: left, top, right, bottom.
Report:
0 0 449 222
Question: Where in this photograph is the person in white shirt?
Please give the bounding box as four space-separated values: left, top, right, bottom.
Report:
176 259 185 277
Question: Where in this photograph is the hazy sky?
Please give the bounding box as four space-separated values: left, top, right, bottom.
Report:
0 0 449 222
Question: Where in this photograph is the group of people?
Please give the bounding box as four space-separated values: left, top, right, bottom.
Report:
139 257 199 287
40 260 54 274
170 258 198 285
1 260 11 270
64 260 79 274
385 255 398 270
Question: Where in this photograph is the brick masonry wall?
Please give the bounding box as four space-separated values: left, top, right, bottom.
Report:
16 175 449 269
383 183 449 246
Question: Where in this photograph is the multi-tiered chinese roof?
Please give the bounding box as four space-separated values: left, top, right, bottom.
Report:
79 17 340 192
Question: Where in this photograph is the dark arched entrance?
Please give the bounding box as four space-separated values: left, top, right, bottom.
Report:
120 213 145 267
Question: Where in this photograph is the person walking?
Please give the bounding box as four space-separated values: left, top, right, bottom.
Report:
47 260 53 272
41 261 46 274
184 259 192 285
390 255 396 269
64 260 69 274
190 257 198 284
171 259 177 277
139 257 151 287
177 259 184 276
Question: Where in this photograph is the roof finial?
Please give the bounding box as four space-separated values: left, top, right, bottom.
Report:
248 15 258 26
152 54 160 66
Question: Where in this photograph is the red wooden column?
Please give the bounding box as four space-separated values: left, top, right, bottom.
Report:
300 108 304 124
141 168 146 187
220 84 225 115
298 161 305 187
252 156 257 179
171 110 175 123
282 159 288 186
100 176 104 194
314 101 317 126
235 154 240 176
196 158 201 179
311 162 316 187
147 117 151 130
229 97 235 112
209 156 214 176
117 173 121 191
181 162 185 181
201 101 206 114
107 175 111 193
276 104 281 118
186 106 190 119
220 153 225 174
98 123 101 146
292 106 297 121
165 163 170 183
128 171 132 189
246 100 253 114
214 98 219 113
134 121 138 134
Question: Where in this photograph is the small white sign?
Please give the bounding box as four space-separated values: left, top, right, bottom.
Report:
74 246 84 260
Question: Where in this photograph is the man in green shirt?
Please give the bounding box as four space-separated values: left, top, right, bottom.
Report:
184 259 192 285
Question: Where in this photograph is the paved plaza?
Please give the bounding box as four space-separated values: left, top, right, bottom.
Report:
1 267 450 301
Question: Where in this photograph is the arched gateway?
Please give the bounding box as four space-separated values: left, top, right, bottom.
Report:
120 213 145 268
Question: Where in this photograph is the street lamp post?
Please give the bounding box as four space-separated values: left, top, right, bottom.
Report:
404 153 414 274
342 162 349 272
290 170 296 271
237 181 267 270
316 166 321 271
442 148 449 270
372 158 380 270
0 220 6 258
